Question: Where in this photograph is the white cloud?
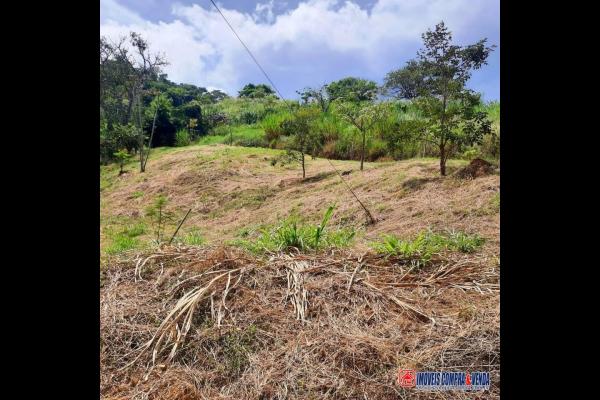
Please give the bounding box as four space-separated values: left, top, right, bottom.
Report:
100 0 498 97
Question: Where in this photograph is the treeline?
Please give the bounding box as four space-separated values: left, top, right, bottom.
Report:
100 33 229 165
100 22 499 177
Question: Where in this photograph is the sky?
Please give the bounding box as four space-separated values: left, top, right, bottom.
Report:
100 0 499 101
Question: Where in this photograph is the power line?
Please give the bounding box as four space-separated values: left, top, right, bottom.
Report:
208 0 375 224
209 0 285 100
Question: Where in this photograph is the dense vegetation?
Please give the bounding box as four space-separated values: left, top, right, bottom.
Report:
100 22 499 176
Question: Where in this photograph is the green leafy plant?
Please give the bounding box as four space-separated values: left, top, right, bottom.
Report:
372 229 484 265
236 205 355 253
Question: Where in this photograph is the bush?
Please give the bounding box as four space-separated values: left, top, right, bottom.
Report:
175 129 191 147
461 148 479 160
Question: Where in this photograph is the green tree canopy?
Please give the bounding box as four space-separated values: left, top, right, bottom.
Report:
238 83 276 98
326 77 378 103
384 21 495 175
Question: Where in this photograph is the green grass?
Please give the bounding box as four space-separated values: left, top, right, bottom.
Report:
235 205 355 254
104 223 148 255
181 228 204 246
372 229 485 265
197 125 267 147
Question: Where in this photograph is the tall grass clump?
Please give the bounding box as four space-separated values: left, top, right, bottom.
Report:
236 205 355 253
261 110 293 144
175 129 191 147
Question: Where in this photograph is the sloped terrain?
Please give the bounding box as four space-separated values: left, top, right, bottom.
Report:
100 144 499 256
100 144 500 399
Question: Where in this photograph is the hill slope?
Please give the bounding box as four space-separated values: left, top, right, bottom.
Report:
100 144 499 258
100 144 500 399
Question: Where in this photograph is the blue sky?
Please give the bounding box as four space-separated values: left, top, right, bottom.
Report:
100 0 499 101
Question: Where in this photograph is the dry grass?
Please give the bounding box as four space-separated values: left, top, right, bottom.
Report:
100 145 499 258
101 245 499 399
101 145 499 398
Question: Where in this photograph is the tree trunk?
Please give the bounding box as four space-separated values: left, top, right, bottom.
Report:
142 105 159 172
439 145 446 176
360 130 366 171
301 152 306 179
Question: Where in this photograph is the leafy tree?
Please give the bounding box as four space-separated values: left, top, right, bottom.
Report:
100 32 168 167
281 107 322 178
382 60 425 99
387 22 495 175
238 83 276 98
297 85 331 113
335 102 390 170
326 77 378 103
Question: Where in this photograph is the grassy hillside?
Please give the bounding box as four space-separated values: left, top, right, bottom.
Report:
100 143 499 259
100 143 500 399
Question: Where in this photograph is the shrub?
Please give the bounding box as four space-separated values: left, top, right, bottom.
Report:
461 148 479 160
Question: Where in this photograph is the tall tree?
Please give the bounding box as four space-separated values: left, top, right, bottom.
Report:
386 22 495 175
100 32 168 171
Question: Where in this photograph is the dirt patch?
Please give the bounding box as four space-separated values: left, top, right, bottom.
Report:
402 177 440 191
455 158 496 180
278 171 336 188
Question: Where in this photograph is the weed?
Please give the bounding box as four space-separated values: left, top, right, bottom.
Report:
236 205 355 253
182 229 204 246
372 229 484 265
222 325 258 375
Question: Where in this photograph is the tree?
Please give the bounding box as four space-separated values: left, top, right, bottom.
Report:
386 22 495 175
139 94 173 171
281 107 322 178
113 149 132 175
335 102 390 170
297 85 331 113
326 77 378 103
238 83 276 98
100 32 168 168
382 60 425 99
